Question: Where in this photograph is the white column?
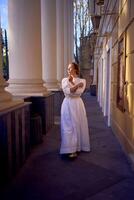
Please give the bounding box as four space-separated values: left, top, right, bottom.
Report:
0 20 23 111
41 0 59 91
56 0 64 84
63 0 69 76
93 56 97 85
7 0 47 96
63 0 74 76
67 0 74 63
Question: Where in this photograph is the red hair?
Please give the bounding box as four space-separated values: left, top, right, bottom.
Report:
71 62 80 75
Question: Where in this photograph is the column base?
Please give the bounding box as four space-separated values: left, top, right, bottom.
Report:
6 79 49 96
0 82 24 112
0 90 12 103
44 80 60 91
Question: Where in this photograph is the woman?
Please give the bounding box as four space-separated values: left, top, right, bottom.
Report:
60 62 90 158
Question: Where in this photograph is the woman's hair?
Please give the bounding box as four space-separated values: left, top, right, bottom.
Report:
71 62 80 75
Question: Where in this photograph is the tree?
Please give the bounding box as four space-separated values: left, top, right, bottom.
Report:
2 29 9 80
73 0 93 64
4 29 9 80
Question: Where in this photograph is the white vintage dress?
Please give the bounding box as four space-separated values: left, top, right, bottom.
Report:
60 77 90 154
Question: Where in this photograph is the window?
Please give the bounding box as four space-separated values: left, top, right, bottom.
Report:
117 33 126 112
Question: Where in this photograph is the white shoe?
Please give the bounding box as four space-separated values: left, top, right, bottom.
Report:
68 152 77 158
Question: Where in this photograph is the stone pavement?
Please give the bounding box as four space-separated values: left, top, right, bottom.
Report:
1 92 134 200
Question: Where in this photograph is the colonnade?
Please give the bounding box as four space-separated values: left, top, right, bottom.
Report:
0 0 74 110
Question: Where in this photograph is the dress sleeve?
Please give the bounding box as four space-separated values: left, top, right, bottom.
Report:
62 78 86 97
61 78 71 95
74 79 86 95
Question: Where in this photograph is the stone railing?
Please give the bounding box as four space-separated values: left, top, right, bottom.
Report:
0 93 55 185
0 103 31 185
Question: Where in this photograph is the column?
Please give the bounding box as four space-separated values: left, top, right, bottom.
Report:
7 0 47 96
0 21 23 111
63 0 74 77
93 57 97 85
41 0 59 91
67 0 74 64
56 0 64 84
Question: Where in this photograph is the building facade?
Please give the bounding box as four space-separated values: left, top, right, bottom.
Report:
91 0 134 164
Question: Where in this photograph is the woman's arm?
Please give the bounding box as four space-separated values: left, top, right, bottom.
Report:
68 75 84 93
70 82 84 93
62 78 71 95
72 79 86 95
62 78 86 96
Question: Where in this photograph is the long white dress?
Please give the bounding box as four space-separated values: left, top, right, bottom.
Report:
60 77 90 154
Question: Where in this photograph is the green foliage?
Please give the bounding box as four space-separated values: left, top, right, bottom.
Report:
1 29 9 80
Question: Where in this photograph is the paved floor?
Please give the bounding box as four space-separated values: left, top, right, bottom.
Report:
1 92 134 200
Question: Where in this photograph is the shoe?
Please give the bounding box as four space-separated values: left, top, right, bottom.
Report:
68 152 77 158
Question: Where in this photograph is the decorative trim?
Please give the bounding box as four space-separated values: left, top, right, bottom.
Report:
126 50 134 57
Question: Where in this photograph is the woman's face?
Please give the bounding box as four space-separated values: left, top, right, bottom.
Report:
67 64 76 76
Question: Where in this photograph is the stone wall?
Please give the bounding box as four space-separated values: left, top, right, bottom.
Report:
0 103 31 184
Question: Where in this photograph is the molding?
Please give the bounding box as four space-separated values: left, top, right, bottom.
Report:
126 50 134 57
6 78 48 96
8 79 44 84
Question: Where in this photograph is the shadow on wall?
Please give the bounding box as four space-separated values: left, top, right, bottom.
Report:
90 85 96 96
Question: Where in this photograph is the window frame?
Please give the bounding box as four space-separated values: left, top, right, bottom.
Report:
117 32 126 112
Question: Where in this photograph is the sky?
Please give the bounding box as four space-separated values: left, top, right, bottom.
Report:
0 0 8 30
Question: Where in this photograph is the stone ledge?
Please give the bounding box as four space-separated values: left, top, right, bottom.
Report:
0 100 25 113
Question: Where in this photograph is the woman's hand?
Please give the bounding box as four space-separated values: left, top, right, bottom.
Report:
68 75 75 85
70 82 83 93
77 82 83 88
68 75 73 82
